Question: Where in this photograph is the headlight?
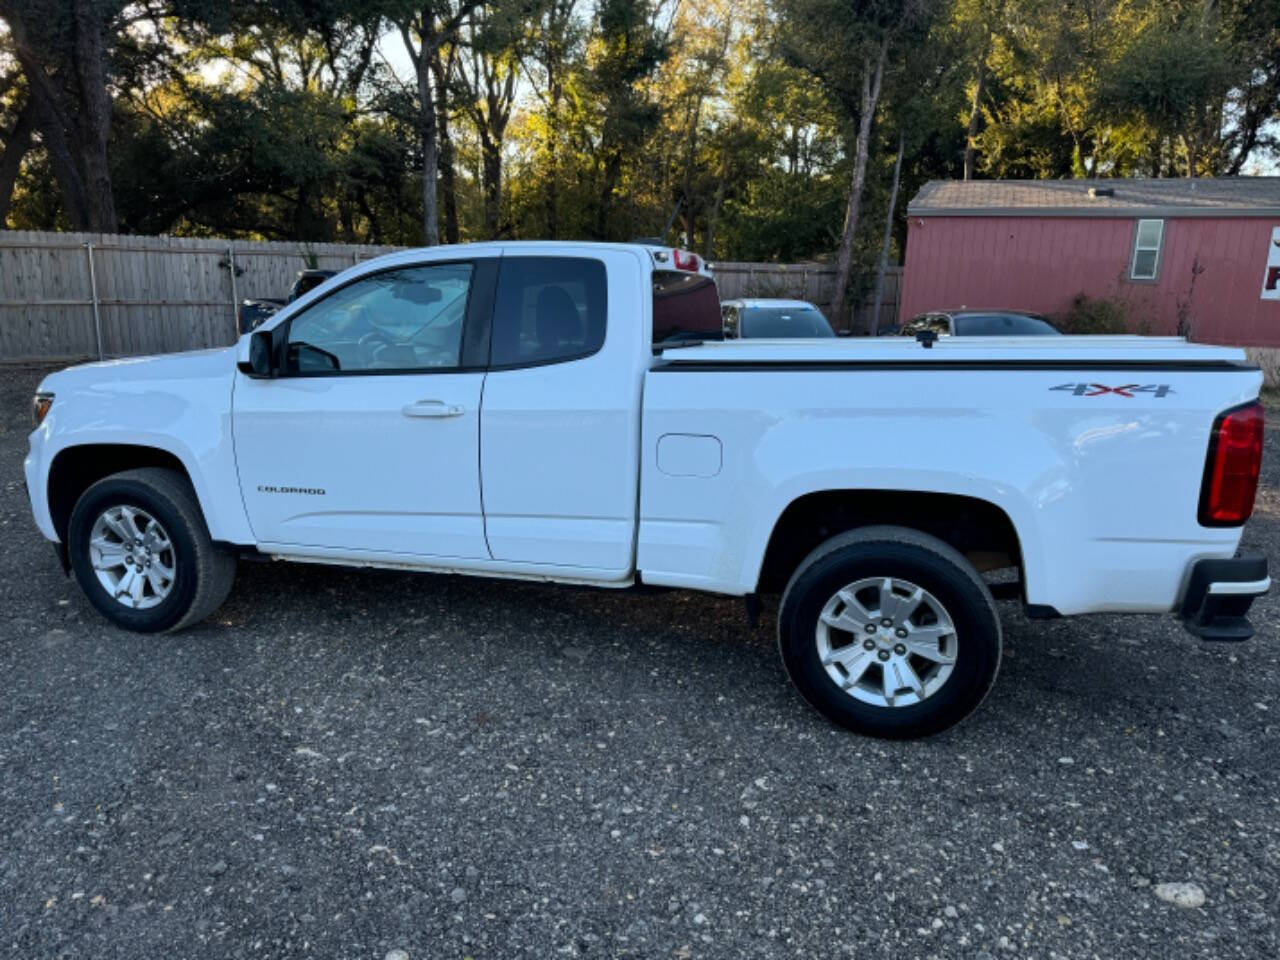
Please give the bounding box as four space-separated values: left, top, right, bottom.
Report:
31 392 54 428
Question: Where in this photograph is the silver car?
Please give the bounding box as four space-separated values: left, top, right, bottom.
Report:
720 298 835 339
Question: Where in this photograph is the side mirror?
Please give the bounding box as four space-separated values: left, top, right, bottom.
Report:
237 330 277 378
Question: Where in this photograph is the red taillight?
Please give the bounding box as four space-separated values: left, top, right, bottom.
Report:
672 249 701 272
1199 400 1265 526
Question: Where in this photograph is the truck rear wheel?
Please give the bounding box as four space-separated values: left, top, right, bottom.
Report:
67 468 237 633
778 525 1001 739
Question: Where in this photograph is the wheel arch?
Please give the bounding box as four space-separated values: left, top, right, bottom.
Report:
47 444 201 549
753 489 1028 596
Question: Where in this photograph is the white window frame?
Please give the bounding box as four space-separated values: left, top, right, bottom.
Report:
1129 218 1165 282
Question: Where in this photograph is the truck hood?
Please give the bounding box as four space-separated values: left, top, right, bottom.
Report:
657 335 1250 367
37 346 238 394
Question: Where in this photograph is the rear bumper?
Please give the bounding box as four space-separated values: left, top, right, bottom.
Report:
1180 555 1270 641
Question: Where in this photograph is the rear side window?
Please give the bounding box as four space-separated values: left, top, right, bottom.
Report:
653 270 721 344
491 257 607 367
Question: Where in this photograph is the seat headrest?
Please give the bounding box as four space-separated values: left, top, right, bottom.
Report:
534 286 581 356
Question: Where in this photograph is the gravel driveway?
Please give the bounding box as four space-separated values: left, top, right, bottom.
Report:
1 361 1277 959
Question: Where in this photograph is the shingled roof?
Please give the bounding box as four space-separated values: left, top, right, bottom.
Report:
908 177 1280 218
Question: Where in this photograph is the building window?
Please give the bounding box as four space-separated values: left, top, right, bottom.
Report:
1130 219 1164 281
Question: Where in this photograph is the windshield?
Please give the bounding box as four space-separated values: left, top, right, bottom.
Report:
740 305 834 338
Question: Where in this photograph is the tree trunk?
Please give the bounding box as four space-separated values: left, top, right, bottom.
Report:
417 60 440 245
403 19 440 247
545 75 562 239
703 176 726 259
431 49 460 245
830 35 888 332
597 151 622 241
963 57 986 180
72 0 117 232
481 134 501 239
871 129 904 336
5 9 91 228
0 105 35 226
26 89 92 229
661 196 683 243
357 189 382 244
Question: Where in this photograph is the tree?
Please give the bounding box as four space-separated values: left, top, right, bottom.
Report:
580 0 666 240
1220 0 1280 173
395 0 487 245
454 0 525 238
779 0 940 328
0 50 36 226
0 0 126 231
521 0 585 238
1097 18 1234 177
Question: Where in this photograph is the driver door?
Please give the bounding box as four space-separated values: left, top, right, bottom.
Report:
233 258 496 560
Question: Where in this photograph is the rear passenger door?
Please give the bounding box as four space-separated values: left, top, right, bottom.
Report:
479 248 646 576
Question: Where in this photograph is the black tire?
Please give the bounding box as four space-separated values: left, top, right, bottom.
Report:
778 525 1001 739
67 467 237 633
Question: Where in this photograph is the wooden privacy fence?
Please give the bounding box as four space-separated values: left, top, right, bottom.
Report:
0 230 405 361
0 230 902 360
711 261 902 334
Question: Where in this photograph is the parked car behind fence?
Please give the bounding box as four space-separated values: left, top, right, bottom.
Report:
721 299 835 339
884 309 1061 338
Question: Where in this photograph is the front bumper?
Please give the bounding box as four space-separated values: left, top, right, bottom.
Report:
1181 555 1270 641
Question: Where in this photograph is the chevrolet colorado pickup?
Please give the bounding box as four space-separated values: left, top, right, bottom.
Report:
23 242 1270 738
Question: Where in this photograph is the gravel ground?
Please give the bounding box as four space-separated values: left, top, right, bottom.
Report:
1 361 1278 960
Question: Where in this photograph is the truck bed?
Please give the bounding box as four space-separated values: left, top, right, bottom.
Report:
654 335 1250 367
639 336 1261 614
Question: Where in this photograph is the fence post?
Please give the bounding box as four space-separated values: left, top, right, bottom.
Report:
85 242 103 361
227 246 238 339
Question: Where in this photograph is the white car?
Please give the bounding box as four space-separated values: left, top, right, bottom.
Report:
721 298 835 339
24 242 1270 738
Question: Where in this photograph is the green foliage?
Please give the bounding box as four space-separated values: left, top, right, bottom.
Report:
1 0 1279 260
1055 294 1131 335
718 167 845 262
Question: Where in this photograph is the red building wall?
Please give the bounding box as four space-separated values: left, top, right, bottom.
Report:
899 215 1280 347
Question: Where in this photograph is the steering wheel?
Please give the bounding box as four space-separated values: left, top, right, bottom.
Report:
358 329 395 366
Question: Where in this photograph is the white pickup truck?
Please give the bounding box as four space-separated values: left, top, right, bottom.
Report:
24 242 1270 738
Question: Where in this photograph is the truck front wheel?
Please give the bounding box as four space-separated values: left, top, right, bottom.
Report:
67 468 237 633
778 526 1002 739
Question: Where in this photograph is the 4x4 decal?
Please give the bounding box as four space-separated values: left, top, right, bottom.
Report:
1050 382 1174 398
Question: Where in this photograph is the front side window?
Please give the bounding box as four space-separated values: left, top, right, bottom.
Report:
490 257 607 367
286 263 473 373
1130 219 1164 281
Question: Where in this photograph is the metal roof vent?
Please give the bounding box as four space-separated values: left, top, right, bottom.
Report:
1088 186 1115 199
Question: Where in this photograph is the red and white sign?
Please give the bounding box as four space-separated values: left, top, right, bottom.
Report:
1263 226 1280 300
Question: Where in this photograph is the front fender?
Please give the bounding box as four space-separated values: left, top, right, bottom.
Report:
29 350 254 545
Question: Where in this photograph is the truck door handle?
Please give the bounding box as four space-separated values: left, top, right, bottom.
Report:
402 400 465 418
